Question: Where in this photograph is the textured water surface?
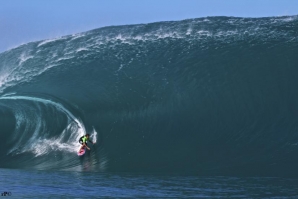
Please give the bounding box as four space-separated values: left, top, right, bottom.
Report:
1 169 298 198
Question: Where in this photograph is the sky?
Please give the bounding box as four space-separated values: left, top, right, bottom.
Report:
0 0 298 53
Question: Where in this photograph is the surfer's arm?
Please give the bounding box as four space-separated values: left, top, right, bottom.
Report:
82 142 90 150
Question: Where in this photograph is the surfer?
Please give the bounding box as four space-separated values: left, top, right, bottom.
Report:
78 134 95 151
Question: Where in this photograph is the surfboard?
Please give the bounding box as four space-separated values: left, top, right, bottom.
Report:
77 148 86 156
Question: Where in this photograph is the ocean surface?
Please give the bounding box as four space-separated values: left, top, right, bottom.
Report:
1 15 298 197
1 168 298 198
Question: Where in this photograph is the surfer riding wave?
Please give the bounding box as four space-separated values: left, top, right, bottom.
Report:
78 134 95 152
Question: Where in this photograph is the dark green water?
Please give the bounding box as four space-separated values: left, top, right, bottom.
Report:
1 16 298 180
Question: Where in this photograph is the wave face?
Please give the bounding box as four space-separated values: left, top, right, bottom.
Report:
1 16 298 176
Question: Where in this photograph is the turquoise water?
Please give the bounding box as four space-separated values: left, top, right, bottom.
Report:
1 168 298 198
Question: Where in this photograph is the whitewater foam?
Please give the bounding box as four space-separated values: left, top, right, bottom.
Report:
76 47 88 53
37 37 64 47
30 122 83 156
18 53 34 66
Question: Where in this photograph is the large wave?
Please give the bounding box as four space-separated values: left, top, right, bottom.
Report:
1 16 298 176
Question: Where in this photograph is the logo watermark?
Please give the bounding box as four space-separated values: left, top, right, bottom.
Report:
1 192 11 196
